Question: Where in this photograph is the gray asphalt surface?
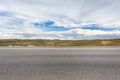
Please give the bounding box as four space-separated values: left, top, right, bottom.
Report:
0 47 120 80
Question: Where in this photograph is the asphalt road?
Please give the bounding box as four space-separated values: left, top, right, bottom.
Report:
0 47 120 80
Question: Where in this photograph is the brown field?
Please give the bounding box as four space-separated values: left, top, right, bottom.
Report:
0 39 120 46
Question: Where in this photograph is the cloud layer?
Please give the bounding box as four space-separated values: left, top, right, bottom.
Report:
0 0 120 40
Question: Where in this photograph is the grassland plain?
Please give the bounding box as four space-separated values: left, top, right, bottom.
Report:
0 39 120 46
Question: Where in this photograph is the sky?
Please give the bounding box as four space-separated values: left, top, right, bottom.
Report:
0 0 120 40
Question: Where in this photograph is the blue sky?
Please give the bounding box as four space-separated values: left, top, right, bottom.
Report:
0 0 120 40
34 21 72 31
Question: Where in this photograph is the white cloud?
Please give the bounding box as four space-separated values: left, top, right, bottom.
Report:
0 26 120 40
0 0 120 27
0 0 120 39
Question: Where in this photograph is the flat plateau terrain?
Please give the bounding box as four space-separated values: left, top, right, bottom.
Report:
0 39 120 46
0 47 120 80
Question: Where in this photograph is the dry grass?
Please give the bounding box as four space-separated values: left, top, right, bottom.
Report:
0 39 120 46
